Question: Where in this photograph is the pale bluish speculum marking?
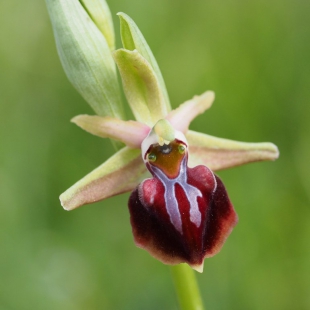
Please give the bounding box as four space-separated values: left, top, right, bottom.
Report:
151 157 202 233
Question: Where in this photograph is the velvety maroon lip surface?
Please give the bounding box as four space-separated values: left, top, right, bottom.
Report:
129 139 238 271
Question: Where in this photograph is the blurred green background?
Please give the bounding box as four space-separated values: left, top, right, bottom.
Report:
1 0 309 309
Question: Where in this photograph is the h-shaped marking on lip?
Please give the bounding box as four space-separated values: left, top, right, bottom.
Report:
151 157 203 234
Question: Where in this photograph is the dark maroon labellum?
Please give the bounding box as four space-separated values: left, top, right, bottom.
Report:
128 139 238 271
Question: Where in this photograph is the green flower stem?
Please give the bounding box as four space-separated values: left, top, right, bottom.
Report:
171 264 205 310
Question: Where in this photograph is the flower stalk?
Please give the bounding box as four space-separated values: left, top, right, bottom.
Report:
171 264 204 310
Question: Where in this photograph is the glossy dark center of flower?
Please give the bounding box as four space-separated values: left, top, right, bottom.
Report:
160 144 172 154
147 140 187 179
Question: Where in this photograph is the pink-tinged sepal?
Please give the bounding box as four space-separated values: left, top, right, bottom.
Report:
128 136 238 271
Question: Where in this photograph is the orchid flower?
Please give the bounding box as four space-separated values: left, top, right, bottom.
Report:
46 0 279 272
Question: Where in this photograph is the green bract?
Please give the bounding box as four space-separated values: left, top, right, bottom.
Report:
45 0 124 119
80 0 115 50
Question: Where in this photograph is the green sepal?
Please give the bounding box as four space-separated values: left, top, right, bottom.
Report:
113 49 168 126
60 147 147 210
46 0 125 119
187 130 279 171
117 12 171 111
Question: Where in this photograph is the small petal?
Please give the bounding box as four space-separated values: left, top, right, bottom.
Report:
60 147 146 210
113 49 168 126
187 130 279 171
117 12 171 111
80 0 115 50
71 115 150 148
166 91 215 133
45 0 124 119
